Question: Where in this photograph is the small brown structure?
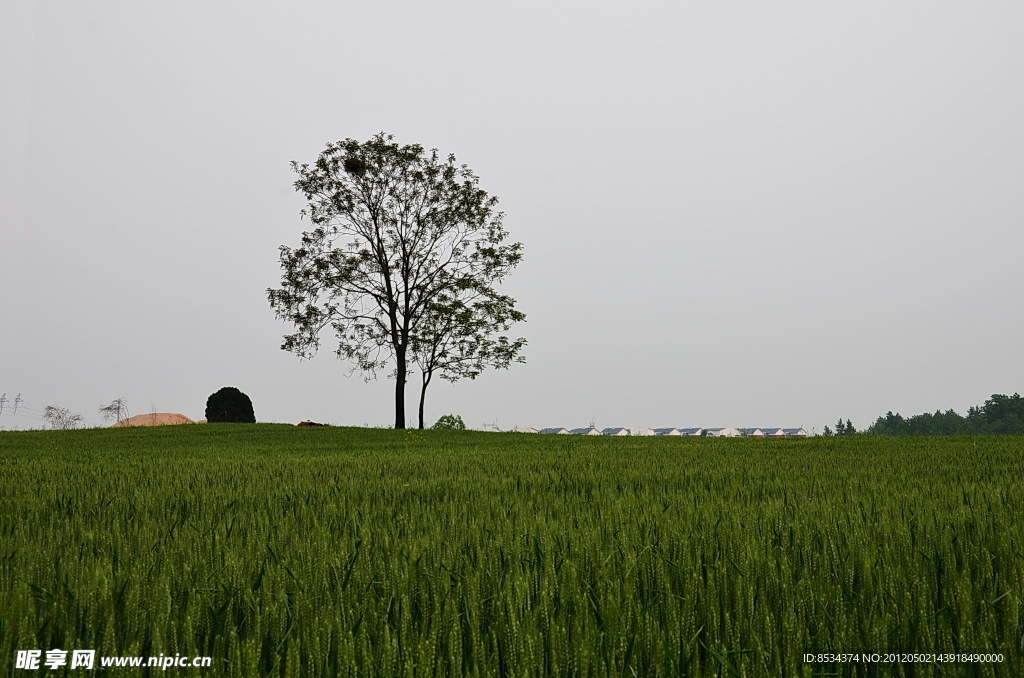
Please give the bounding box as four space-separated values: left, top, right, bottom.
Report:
297 420 328 427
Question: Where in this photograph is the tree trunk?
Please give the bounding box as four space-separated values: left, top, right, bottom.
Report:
417 371 432 430
394 353 407 429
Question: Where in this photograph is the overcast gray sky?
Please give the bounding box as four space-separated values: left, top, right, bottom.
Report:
2 1 1022 432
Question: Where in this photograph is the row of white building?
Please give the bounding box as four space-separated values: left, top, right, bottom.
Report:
513 427 808 437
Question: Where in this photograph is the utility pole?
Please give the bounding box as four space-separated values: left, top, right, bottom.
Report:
13 394 22 415
0 393 6 416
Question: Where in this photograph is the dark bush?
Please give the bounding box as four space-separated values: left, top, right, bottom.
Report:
205 387 256 423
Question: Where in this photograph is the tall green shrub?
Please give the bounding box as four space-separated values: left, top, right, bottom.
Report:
205 387 256 423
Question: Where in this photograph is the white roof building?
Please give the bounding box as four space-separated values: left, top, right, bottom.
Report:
528 425 807 438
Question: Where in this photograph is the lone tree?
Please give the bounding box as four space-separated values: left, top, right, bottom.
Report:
43 405 84 430
205 387 256 423
268 132 525 429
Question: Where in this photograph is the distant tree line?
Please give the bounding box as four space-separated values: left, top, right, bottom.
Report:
839 393 1024 436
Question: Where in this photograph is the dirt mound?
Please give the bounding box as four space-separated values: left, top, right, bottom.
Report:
112 413 196 427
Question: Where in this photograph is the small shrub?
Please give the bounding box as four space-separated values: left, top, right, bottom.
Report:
432 414 466 431
205 387 256 423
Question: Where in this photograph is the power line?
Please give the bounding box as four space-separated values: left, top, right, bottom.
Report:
1 409 42 420
0 395 101 429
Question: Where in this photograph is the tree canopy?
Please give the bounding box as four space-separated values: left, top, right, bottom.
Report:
267 133 525 429
410 284 525 429
205 387 256 424
431 414 466 431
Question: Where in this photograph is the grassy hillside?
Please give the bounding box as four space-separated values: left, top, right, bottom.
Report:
1 426 1021 676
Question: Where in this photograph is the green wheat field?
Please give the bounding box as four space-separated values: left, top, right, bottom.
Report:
1 425 1021 676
